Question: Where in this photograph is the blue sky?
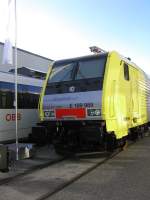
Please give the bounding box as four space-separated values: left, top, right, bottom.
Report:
0 0 149 73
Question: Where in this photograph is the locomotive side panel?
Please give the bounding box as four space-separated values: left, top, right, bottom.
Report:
129 67 140 127
102 51 132 139
148 84 150 122
145 75 150 122
137 71 148 125
102 52 148 139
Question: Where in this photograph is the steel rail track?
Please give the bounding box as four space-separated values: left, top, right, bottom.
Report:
36 148 122 200
0 136 144 200
0 156 65 185
36 139 138 200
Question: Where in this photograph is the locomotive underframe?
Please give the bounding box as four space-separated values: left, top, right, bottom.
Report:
42 120 124 154
40 120 149 155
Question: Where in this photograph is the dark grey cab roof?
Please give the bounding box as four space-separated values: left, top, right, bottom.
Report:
53 53 108 66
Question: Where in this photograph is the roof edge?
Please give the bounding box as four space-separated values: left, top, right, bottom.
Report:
0 41 53 62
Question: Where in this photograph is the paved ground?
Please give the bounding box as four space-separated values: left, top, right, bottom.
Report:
48 135 150 200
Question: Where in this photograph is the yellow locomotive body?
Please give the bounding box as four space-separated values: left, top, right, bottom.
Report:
39 51 150 153
102 51 149 139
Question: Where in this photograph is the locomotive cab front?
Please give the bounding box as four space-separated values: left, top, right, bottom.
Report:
40 53 109 153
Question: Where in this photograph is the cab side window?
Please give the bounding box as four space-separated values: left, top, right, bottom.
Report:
124 63 129 81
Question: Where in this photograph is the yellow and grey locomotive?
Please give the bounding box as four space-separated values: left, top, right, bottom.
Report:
39 50 150 154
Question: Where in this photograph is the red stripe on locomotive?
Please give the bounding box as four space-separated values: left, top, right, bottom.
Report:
56 108 86 119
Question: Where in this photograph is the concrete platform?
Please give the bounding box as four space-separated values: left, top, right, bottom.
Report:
49 134 150 200
0 145 61 181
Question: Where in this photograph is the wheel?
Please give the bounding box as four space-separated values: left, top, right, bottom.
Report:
106 133 116 152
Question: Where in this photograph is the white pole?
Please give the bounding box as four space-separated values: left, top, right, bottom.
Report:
14 0 19 161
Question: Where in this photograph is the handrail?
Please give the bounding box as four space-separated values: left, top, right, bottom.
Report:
38 62 54 121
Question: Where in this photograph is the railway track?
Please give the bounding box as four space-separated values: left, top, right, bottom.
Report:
0 155 65 186
37 149 121 200
0 148 123 200
0 135 145 200
37 139 139 200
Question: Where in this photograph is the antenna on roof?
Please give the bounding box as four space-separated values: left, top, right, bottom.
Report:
89 46 107 54
127 57 131 61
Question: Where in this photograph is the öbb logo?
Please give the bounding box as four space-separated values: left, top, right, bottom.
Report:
6 113 21 121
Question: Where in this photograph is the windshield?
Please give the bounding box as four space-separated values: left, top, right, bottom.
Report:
48 55 107 84
76 58 106 80
48 63 74 83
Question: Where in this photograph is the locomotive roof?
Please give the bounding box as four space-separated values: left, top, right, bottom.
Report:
52 51 149 78
53 51 139 70
53 53 108 66
120 53 147 74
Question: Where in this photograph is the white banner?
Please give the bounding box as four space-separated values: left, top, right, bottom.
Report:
2 38 13 65
2 0 14 65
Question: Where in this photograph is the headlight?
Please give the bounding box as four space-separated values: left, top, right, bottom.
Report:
87 109 101 116
44 110 55 118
